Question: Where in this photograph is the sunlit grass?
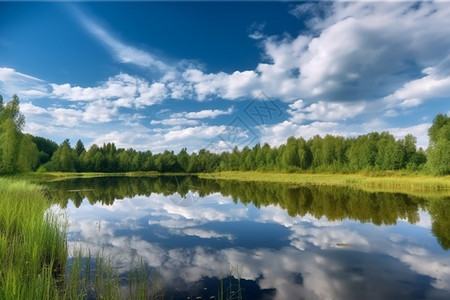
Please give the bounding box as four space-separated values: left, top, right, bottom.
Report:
199 171 450 196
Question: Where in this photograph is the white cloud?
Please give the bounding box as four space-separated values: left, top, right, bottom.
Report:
74 8 169 71
83 100 118 123
248 22 266 40
181 68 260 101
4 2 449 152
384 65 450 108
171 107 234 119
164 125 227 142
62 189 450 299
0 67 49 99
150 118 199 126
260 120 348 147
288 99 366 124
50 73 166 108
386 123 431 150
51 107 84 127
88 123 230 153
134 82 168 107
20 102 48 115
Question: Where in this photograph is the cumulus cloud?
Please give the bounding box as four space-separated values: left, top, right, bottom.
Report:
20 102 48 115
4 1 449 151
89 123 230 153
51 107 84 127
260 120 348 147
50 73 167 108
288 99 366 123
164 125 227 142
182 68 260 101
384 64 450 109
83 99 118 123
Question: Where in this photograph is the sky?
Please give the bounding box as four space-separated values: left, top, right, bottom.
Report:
1 1 449 153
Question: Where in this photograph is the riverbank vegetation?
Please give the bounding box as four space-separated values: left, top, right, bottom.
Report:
1 94 449 177
199 171 450 193
0 178 67 298
0 177 165 299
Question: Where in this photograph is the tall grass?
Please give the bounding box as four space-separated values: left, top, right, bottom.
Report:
0 178 67 299
0 178 165 299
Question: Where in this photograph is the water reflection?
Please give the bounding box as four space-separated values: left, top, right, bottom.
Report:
45 176 450 299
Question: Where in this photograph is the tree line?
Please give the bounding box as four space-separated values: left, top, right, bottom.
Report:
1 94 449 175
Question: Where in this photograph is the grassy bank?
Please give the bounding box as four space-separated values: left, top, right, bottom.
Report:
0 177 165 299
0 177 67 299
198 171 450 195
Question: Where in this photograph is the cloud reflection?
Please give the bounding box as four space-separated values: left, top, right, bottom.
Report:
64 190 450 299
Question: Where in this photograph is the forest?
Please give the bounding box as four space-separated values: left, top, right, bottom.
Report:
1 94 449 175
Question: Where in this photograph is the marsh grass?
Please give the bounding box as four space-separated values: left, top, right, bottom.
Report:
0 178 67 299
199 171 450 197
0 178 165 299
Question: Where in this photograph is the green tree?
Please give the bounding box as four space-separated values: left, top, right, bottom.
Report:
375 132 404 170
0 95 26 174
0 94 25 131
0 118 21 174
309 135 323 169
50 139 76 172
32 136 58 166
75 139 86 156
427 139 450 175
427 114 450 175
282 137 300 170
18 134 39 172
177 148 190 172
297 137 312 170
117 150 131 172
428 114 450 146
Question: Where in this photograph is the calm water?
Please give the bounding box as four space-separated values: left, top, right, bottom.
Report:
45 176 450 300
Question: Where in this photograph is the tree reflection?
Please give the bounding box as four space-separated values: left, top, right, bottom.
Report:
44 176 448 250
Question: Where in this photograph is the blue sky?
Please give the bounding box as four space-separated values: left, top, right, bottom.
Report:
1 1 449 153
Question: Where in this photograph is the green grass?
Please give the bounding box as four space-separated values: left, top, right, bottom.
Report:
0 177 68 299
199 171 450 196
0 177 165 299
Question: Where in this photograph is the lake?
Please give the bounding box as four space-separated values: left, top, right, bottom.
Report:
44 176 450 300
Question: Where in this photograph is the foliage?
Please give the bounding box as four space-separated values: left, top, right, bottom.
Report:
0 95 40 174
427 114 450 175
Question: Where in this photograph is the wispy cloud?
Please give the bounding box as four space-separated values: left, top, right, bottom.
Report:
73 8 169 72
0 67 50 99
172 107 234 119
